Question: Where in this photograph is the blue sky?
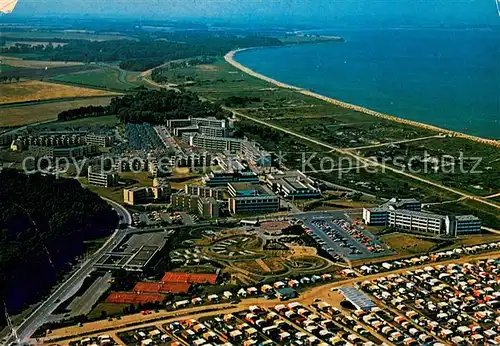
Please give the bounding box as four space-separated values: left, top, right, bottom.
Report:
13 0 499 25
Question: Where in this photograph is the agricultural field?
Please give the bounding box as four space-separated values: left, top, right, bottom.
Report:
0 97 115 127
0 80 118 104
51 67 147 91
0 55 83 68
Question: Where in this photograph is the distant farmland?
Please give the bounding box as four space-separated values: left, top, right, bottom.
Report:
0 80 118 104
0 55 83 68
0 97 115 127
1 31 137 41
0 64 98 80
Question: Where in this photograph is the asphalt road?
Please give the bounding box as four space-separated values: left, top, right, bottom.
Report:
227 109 500 212
4 199 132 346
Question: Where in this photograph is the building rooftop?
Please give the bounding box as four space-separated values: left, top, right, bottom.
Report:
339 286 376 310
228 182 274 197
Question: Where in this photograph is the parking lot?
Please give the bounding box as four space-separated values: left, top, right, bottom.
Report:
301 216 391 260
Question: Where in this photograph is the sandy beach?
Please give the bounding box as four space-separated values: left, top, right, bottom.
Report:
224 49 500 148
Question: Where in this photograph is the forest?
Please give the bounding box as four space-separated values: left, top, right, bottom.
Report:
111 89 230 123
56 90 230 123
1 33 282 71
0 170 118 320
57 105 108 121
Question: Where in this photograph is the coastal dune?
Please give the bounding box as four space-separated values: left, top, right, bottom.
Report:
225 49 500 148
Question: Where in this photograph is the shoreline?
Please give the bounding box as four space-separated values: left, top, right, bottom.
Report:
224 48 500 148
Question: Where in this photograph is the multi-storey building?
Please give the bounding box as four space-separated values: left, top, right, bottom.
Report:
267 170 321 198
363 206 481 236
446 215 482 236
198 197 220 219
124 187 150 206
227 182 279 214
85 134 114 147
87 166 119 187
202 170 259 187
362 207 389 226
185 184 226 200
30 145 98 159
382 197 422 211
241 141 272 167
188 134 243 153
171 192 201 213
198 126 228 138
388 209 446 235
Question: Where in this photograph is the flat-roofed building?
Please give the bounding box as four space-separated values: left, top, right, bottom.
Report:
85 134 113 147
191 117 227 128
446 215 481 236
203 170 259 187
241 141 272 167
189 134 243 153
30 145 98 159
174 125 200 137
167 118 192 129
216 154 247 172
388 209 445 235
87 166 119 187
124 187 150 206
185 184 226 200
198 197 220 219
171 192 200 213
152 177 170 200
363 207 389 226
268 170 320 198
199 125 228 138
227 182 279 214
382 197 421 211
170 153 211 168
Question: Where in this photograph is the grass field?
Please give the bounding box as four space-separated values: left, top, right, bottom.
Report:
40 114 118 129
0 97 115 127
380 233 437 255
1 30 136 41
0 80 118 104
51 67 146 91
0 63 25 72
0 55 83 68
150 57 500 224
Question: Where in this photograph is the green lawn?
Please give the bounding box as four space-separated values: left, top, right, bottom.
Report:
0 63 25 72
51 67 146 91
40 115 118 129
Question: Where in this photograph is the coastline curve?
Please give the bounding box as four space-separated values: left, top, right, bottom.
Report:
224 49 500 148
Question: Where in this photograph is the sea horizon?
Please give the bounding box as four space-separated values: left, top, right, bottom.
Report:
234 27 500 140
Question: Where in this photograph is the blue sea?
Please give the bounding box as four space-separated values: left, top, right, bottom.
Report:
235 27 500 139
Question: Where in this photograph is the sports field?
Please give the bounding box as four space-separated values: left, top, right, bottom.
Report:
0 80 118 104
0 97 114 127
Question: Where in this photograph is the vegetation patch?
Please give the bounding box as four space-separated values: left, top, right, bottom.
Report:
0 80 117 104
0 97 114 127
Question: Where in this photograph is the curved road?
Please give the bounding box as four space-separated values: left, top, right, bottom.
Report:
4 199 132 346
